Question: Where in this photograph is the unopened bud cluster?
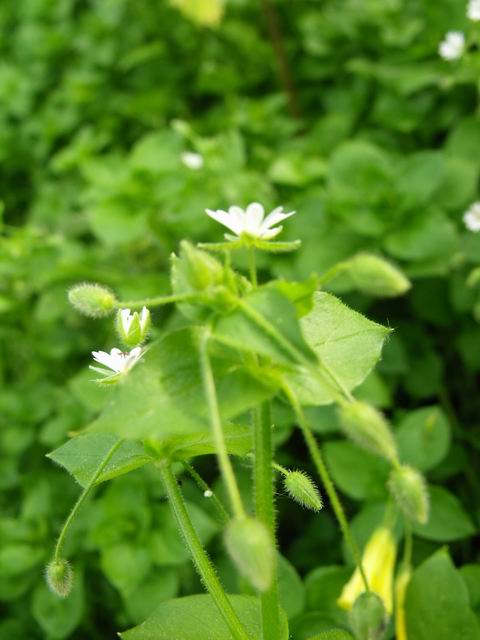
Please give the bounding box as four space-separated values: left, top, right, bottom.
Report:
283 470 323 512
45 558 73 598
337 401 398 463
224 517 274 592
347 254 411 298
68 283 117 317
388 465 429 525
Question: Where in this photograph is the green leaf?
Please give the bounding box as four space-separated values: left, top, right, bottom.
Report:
278 554 306 620
384 211 458 261
213 287 316 366
395 406 451 472
88 329 275 441
101 543 151 596
119 594 289 640
47 433 152 487
305 565 350 624
124 569 179 625
288 292 391 405
323 441 389 501
307 632 354 640
406 549 480 640
412 485 475 541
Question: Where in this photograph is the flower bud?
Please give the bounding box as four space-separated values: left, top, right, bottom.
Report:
338 401 398 462
68 283 117 317
284 470 323 512
224 517 274 592
45 558 73 598
116 306 150 348
348 254 411 298
388 465 429 525
349 592 388 640
173 241 225 293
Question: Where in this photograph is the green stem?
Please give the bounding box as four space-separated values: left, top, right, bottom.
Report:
54 440 123 561
249 248 258 288
199 330 246 519
317 261 350 288
159 462 251 640
253 403 280 640
182 461 230 525
115 292 199 309
284 384 370 592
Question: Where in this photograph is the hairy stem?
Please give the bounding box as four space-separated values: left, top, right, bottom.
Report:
115 292 199 309
199 330 246 519
54 440 123 561
253 403 280 640
182 461 230 525
284 384 370 592
159 462 251 640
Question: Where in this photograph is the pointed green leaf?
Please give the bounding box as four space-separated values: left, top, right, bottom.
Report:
288 292 391 405
214 287 316 366
47 433 151 487
406 549 480 640
119 594 289 640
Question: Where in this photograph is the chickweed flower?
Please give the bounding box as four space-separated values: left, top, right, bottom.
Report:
181 151 204 170
116 306 150 348
463 202 480 232
438 31 465 60
468 0 480 21
90 347 143 383
338 526 397 615
205 202 295 241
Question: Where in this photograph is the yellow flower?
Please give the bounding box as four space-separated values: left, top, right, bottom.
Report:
338 526 397 614
395 566 412 640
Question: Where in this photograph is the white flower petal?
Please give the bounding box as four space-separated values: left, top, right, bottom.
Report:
228 206 246 234
140 306 149 331
206 208 242 235
120 308 133 333
245 203 265 234
261 207 296 232
92 350 119 372
261 226 283 240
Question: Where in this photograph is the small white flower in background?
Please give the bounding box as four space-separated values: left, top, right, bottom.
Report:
468 0 480 21
116 306 150 348
203 489 213 498
90 347 143 381
181 151 204 170
205 202 296 241
464 202 480 232
439 31 465 60
119 307 149 335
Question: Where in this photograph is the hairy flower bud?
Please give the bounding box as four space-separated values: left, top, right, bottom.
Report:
116 306 150 348
350 592 388 640
348 254 411 298
338 401 398 462
224 517 274 592
284 470 323 512
68 283 117 317
388 465 429 525
45 558 73 598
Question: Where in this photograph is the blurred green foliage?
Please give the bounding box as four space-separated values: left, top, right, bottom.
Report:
1 0 480 637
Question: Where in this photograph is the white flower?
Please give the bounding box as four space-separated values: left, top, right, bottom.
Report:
439 31 465 60
181 151 204 170
205 202 296 241
203 489 213 498
90 347 143 379
468 0 480 21
119 307 149 334
464 202 480 232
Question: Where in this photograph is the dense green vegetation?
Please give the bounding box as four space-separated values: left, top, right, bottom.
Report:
1 0 480 638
